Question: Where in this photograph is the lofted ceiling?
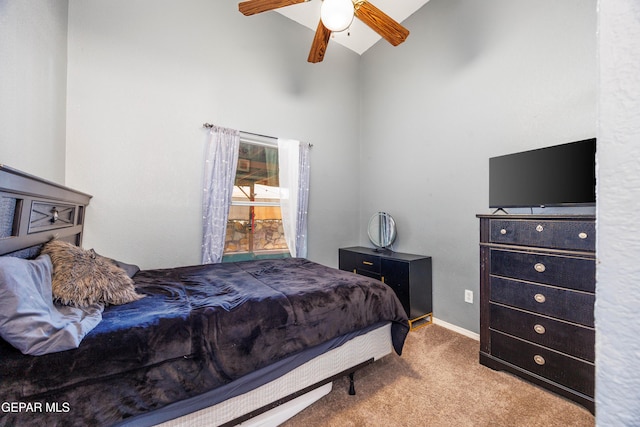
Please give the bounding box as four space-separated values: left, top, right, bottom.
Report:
272 0 431 55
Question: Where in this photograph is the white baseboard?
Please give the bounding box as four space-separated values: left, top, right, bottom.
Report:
432 318 480 341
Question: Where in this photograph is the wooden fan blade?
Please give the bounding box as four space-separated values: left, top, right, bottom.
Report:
239 0 307 16
354 1 409 46
308 20 332 63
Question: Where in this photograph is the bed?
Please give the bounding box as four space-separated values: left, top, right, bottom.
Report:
0 165 410 427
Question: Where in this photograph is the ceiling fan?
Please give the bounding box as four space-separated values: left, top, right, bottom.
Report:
238 0 410 63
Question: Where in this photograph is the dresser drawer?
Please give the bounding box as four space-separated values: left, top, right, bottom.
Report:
490 219 595 251
490 331 594 397
355 253 381 276
490 277 594 327
490 249 595 292
490 303 595 361
338 249 381 275
356 268 382 281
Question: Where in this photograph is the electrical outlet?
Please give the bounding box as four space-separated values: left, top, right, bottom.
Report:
464 290 473 304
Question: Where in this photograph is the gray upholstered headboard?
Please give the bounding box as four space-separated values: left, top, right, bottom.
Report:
0 165 92 258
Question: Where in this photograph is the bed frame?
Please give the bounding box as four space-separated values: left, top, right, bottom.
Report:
0 164 395 426
0 165 91 255
148 324 392 427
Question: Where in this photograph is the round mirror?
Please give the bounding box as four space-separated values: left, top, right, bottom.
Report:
368 212 397 249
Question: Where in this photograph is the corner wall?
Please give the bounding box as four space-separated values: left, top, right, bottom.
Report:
358 0 597 333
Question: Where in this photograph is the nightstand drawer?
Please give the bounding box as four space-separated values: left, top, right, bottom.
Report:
356 268 382 281
355 253 381 274
490 219 595 251
490 249 595 292
338 249 381 275
491 331 594 397
490 277 594 327
490 303 595 361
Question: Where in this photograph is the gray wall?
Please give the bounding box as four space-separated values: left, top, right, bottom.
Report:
65 0 362 269
0 0 69 183
359 0 597 333
596 0 640 424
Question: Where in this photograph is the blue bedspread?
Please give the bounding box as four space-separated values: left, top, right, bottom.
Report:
0 258 409 426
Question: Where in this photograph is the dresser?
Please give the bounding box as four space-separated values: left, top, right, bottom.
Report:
477 215 595 413
339 246 432 330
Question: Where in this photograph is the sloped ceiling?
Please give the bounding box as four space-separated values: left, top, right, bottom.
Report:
273 0 431 55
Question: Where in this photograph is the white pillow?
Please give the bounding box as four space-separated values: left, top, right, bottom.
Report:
0 255 103 355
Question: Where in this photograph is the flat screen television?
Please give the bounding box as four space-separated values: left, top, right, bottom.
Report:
489 138 596 209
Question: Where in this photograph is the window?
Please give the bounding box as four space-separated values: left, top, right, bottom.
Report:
223 139 290 261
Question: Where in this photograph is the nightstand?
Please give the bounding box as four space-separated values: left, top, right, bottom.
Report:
339 246 433 330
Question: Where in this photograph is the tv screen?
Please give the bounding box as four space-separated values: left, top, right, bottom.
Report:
489 138 596 208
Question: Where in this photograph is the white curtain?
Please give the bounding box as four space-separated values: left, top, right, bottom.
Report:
201 125 240 264
278 139 311 258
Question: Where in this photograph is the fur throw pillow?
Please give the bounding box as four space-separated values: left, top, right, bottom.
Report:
41 240 145 307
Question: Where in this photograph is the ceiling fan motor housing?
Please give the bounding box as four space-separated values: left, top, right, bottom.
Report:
320 0 355 33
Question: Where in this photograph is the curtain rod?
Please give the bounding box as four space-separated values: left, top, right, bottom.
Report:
202 123 274 141
202 123 312 147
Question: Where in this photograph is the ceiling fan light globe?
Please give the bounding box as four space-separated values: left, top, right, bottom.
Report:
320 0 354 32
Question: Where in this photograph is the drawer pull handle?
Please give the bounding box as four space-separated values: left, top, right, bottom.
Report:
534 324 546 334
534 293 546 303
500 228 507 235
534 355 546 365
536 224 544 232
362 261 373 266
534 263 546 273
578 232 588 239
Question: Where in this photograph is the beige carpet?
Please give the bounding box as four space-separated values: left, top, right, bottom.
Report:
281 324 594 427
